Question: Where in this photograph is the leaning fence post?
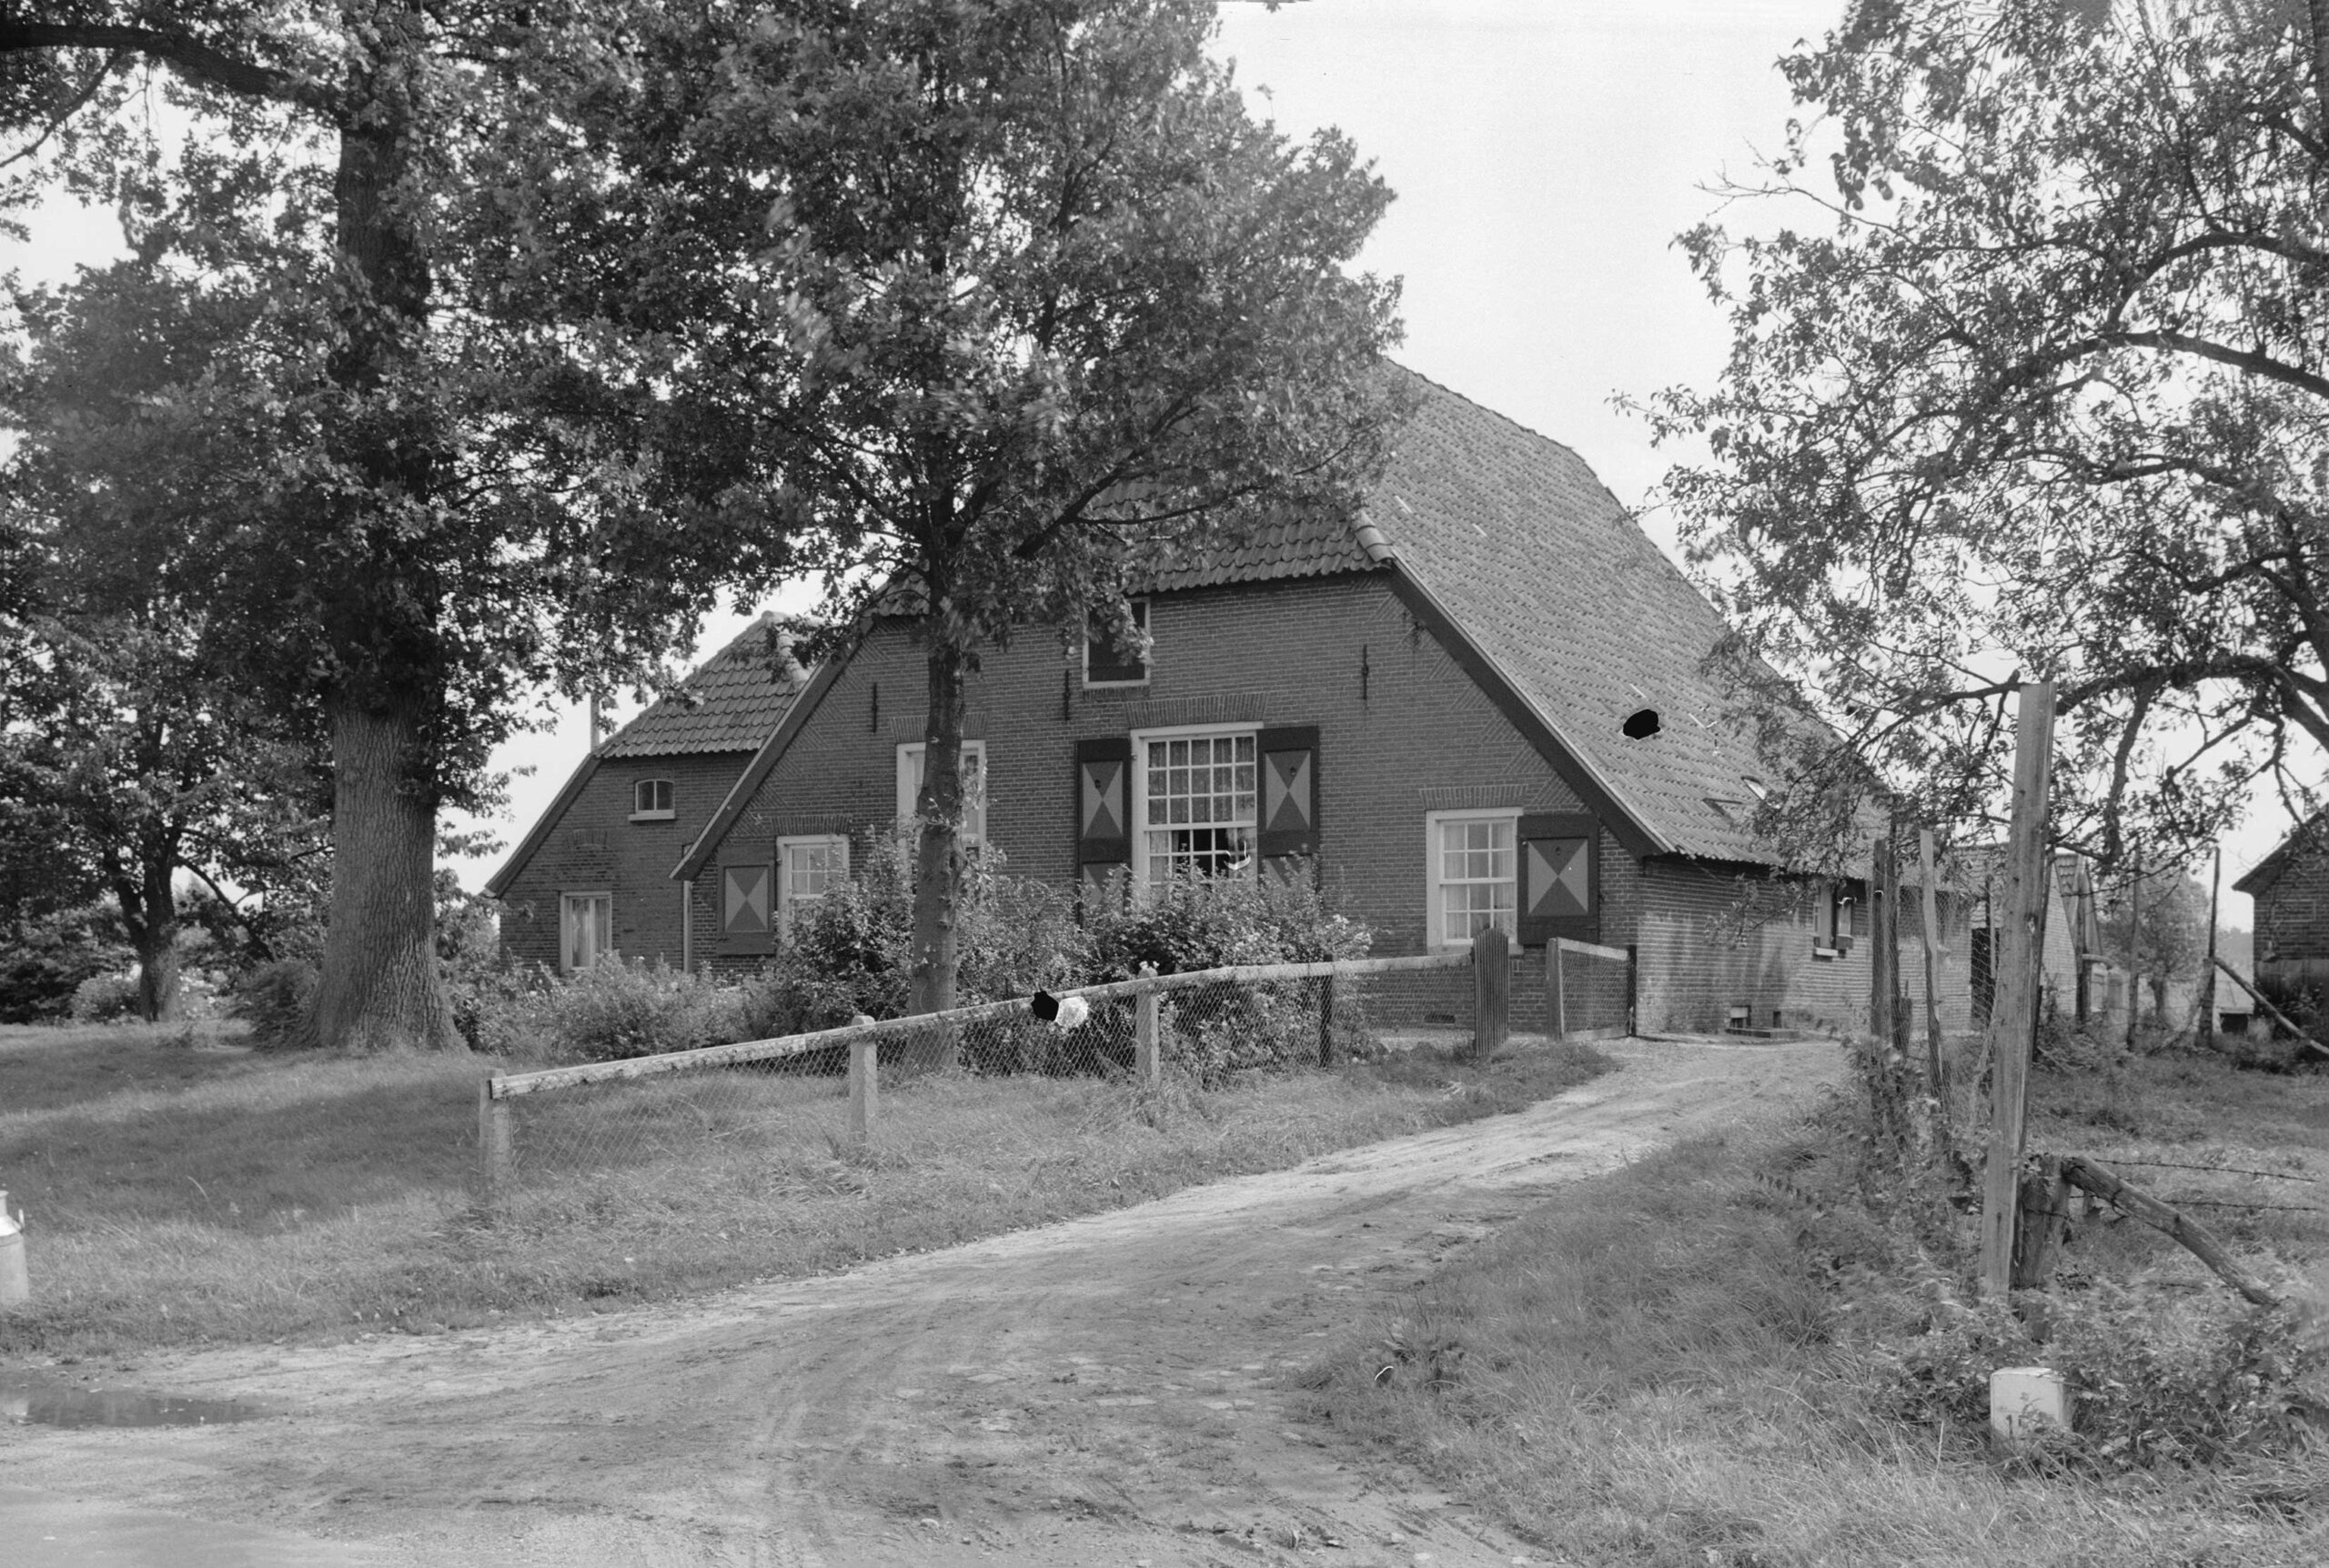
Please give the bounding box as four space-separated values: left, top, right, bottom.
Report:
1135 962 1161 1086
1548 938 1568 1043
478 1073 511 1211
1474 925 1510 1062
848 1034 879 1143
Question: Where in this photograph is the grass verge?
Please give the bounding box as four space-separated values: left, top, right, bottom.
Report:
0 1020 1608 1358
1301 1047 2329 1567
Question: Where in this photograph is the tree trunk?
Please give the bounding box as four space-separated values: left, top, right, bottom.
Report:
302 701 458 1051
131 903 181 1024
908 633 971 1058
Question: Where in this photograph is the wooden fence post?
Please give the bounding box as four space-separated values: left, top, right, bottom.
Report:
478 1073 511 1211
848 1037 878 1143
1918 827 1948 1115
1981 679 2057 1296
1548 938 1568 1043
2124 852 2144 1051
1135 962 1161 1086
2200 846 2221 1048
1474 925 1510 1063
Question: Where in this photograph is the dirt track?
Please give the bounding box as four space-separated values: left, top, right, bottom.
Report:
2 1036 1840 1567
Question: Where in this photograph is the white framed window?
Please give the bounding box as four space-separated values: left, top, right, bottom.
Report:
1084 598 1151 688
631 778 674 820
777 835 850 936
1426 810 1517 950
560 890 613 971
896 740 988 846
1132 724 1256 888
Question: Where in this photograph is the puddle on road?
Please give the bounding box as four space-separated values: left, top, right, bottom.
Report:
1 1371 266 1430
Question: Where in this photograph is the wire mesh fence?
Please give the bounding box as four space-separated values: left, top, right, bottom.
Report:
477 951 1499 1212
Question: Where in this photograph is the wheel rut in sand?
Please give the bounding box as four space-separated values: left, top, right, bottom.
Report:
1 1037 1840 1567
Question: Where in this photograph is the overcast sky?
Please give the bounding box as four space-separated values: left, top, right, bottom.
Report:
3 1 2280 918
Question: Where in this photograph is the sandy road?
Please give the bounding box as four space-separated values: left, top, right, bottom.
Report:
2 1036 1840 1567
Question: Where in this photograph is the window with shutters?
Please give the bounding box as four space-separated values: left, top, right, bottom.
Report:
560 890 613 971
1813 880 1855 957
777 836 850 936
1133 726 1255 887
1426 810 1517 950
896 740 987 846
631 778 674 820
1084 598 1150 687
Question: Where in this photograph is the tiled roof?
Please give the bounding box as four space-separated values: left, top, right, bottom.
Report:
1138 497 1379 591
600 615 807 759
1359 368 1788 863
687 369 1845 875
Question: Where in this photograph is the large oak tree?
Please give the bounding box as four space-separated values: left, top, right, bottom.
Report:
1644 0 2329 872
1 5 726 1046
501 0 1404 1020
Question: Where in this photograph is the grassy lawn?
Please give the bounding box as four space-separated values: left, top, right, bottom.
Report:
0 1019 1608 1358
1303 1044 2329 1567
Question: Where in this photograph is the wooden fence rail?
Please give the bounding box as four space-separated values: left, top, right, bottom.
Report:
474 945 1571 1207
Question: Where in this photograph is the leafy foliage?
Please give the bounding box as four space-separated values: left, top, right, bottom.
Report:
1870 1278 2325 1473
0 902 130 1024
497 0 1405 1016
1085 865 1373 978
2 5 742 1048
1643 0 2329 869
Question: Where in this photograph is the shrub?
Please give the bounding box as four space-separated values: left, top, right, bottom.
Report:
736 833 1097 1043
66 970 142 1024
1866 1276 2325 1471
1085 864 1371 979
227 958 318 1047
0 903 132 1023
517 958 746 1064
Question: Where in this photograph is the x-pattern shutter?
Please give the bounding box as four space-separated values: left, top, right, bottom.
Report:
1517 812 1598 947
1255 726 1319 877
721 860 774 954
1075 736 1133 908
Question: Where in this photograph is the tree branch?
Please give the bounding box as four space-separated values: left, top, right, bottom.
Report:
0 22 339 121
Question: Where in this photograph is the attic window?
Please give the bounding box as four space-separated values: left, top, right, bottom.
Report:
631 779 675 821
1622 708 1660 739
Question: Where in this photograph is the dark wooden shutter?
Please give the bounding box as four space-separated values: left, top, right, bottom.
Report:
1517 813 1598 947
720 860 774 954
1075 737 1133 906
1255 726 1319 874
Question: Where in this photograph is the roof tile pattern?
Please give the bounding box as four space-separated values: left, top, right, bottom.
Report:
601 615 806 759
1360 371 1775 862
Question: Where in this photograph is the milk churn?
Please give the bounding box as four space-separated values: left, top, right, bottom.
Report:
0 1190 28 1304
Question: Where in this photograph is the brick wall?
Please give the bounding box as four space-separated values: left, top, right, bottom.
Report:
2255 851 2329 1016
496 750 755 970
700 572 1629 1008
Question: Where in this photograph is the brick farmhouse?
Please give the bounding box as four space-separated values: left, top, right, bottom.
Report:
494 370 1982 1037
2234 816 2329 1021
488 622 807 970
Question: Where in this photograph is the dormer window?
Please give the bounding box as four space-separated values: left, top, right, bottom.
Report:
631 779 675 820
1084 598 1150 687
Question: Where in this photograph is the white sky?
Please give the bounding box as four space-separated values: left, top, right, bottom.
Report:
1 0 2281 920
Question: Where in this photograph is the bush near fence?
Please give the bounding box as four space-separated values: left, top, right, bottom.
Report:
460 842 1379 1070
